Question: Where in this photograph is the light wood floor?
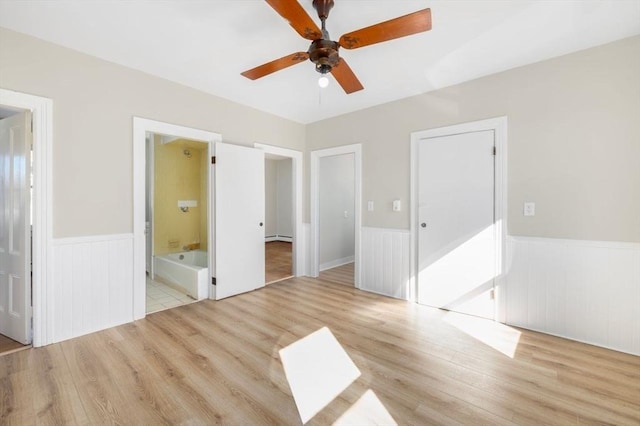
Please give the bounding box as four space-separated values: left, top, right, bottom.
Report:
0 334 27 356
1 275 639 425
265 241 293 284
320 262 354 286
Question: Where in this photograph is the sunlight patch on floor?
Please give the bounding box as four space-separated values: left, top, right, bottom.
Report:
443 311 521 358
279 327 361 423
333 389 397 426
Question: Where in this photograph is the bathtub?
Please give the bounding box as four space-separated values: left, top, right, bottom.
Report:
153 250 209 300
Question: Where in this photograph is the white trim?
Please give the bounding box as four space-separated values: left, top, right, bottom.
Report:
53 233 133 246
133 117 221 320
509 235 640 250
310 144 362 287
265 235 293 243
254 143 305 276
146 134 155 279
319 256 355 272
410 116 508 321
0 88 53 347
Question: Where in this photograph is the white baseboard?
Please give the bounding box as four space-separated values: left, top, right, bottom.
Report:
265 235 293 243
320 256 354 272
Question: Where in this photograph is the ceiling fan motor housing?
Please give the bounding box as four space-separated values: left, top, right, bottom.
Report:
312 0 335 20
309 39 340 73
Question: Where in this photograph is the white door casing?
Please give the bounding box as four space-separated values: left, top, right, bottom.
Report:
133 118 220 319
310 144 362 286
0 89 53 348
254 143 304 277
417 130 495 319
0 111 32 344
214 142 265 299
410 117 507 322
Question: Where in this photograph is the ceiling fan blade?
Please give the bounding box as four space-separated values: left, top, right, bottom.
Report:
241 52 309 80
265 0 322 40
330 58 363 94
339 8 432 50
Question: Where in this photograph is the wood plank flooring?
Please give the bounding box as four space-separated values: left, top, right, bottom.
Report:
0 334 27 356
1 275 639 425
320 262 354 287
265 241 293 284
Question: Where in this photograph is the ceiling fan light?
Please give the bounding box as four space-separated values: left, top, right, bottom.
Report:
318 75 329 88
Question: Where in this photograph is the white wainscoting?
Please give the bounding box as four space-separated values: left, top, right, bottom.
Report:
361 227 411 300
506 236 640 355
52 234 134 343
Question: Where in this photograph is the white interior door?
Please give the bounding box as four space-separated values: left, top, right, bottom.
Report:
215 142 265 299
417 130 496 319
0 111 32 344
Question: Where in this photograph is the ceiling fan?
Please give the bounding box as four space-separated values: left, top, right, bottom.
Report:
241 0 432 94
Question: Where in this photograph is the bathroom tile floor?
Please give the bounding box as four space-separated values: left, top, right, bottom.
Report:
146 277 196 314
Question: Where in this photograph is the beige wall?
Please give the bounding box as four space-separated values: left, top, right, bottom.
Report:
1 28 638 243
0 28 305 238
306 36 640 243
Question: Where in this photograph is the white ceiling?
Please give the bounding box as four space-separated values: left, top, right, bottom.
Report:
1 1 638 124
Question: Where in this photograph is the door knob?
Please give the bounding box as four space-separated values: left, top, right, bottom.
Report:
421 222 427 228
259 222 263 227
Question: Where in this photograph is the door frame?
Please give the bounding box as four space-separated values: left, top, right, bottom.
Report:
410 117 508 322
310 144 362 287
254 143 305 277
133 117 220 320
0 88 53 347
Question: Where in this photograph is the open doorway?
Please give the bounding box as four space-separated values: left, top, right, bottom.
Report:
310 144 362 287
265 155 294 284
0 105 32 355
145 133 209 314
134 119 269 316
255 143 304 281
318 153 355 286
133 118 219 320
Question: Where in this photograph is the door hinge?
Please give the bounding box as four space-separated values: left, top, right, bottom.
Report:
492 146 496 156
212 277 217 286
490 289 495 300
211 156 216 164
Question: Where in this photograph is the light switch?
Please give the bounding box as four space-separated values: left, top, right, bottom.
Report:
393 199 401 212
344 210 349 218
523 202 535 216
367 201 374 212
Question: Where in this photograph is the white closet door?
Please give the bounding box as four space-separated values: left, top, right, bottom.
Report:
214 142 265 300
417 130 495 319
0 111 32 344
